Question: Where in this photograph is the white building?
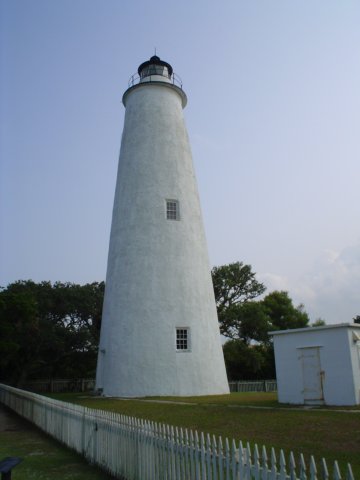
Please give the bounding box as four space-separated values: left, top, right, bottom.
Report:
272 323 360 406
95 56 229 397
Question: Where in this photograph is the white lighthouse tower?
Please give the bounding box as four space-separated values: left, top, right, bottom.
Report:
96 56 229 397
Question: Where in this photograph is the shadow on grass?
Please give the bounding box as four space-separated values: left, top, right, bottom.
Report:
0 405 115 480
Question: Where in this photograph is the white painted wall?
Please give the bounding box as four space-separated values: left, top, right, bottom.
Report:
272 324 360 406
347 327 360 404
96 71 229 397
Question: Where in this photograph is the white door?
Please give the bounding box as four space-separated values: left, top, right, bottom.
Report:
300 347 324 404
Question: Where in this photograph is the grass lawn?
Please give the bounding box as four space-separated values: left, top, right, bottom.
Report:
47 392 360 478
0 405 115 480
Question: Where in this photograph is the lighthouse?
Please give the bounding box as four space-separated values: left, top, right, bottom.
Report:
95 56 229 397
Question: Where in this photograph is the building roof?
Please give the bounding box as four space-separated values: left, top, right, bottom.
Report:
137 55 173 76
270 322 360 336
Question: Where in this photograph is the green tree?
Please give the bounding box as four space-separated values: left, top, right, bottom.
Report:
0 280 105 385
212 262 266 338
223 340 275 380
223 340 262 380
312 318 326 327
353 315 360 324
220 301 270 343
262 290 309 333
212 263 310 380
0 288 40 385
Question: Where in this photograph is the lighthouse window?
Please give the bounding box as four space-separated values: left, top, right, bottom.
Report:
176 328 190 351
166 200 180 220
140 65 169 78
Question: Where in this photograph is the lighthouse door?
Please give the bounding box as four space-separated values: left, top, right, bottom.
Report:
299 347 324 405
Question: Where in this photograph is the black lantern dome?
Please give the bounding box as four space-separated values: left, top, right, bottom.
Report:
137 55 173 80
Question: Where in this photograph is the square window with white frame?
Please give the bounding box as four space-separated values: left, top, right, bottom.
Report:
176 327 190 351
166 200 180 220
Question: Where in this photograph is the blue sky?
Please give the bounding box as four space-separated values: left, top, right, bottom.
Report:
1 0 359 324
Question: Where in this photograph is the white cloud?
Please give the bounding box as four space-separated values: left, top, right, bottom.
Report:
257 272 290 292
259 242 360 324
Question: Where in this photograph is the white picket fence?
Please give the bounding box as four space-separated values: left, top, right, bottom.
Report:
228 381 277 393
22 378 95 393
21 378 276 394
0 383 354 480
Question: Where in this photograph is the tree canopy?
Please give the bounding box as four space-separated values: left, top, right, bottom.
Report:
212 262 266 309
211 263 310 380
1 262 312 385
262 290 309 333
212 262 266 339
0 280 104 385
312 318 326 327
